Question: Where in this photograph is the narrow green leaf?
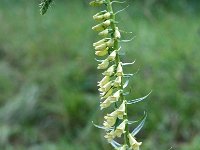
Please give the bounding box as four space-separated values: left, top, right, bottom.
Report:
131 112 147 136
122 60 136 66
127 91 152 105
123 79 130 89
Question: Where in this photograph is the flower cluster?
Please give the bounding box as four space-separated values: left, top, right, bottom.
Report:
90 0 147 149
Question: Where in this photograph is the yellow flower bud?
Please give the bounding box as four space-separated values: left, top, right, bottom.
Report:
95 43 107 51
93 38 107 47
103 12 111 19
116 62 123 76
92 24 104 32
95 47 109 56
103 20 111 27
108 50 117 61
103 65 115 76
89 0 104 7
99 29 109 37
97 59 109 70
128 134 142 150
93 14 104 21
106 39 114 47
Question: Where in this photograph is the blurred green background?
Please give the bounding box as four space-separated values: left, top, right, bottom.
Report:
0 0 200 150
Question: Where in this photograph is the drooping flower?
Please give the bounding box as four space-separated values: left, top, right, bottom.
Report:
108 50 117 61
99 29 109 37
114 76 122 87
114 27 121 39
98 76 110 87
103 65 115 76
114 119 127 137
128 134 142 150
97 59 109 69
95 47 109 56
116 62 123 76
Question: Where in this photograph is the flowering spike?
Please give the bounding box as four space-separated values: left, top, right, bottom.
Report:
90 0 149 149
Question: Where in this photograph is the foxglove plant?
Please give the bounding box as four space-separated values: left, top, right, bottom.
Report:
39 0 150 149
90 0 150 149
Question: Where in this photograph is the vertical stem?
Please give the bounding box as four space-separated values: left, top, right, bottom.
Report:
105 0 130 147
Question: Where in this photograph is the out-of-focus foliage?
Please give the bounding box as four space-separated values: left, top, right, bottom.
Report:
0 0 199 150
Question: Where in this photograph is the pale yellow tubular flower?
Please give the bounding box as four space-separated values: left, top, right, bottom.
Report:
89 0 104 7
93 14 104 21
98 76 110 87
103 20 111 27
116 62 123 76
99 29 109 37
106 39 114 47
103 114 117 128
95 43 107 51
100 95 117 109
103 65 115 76
97 59 109 69
104 130 115 142
103 107 121 128
114 119 127 137
93 38 107 47
114 27 121 39
111 90 121 100
95 47 109 56
108 50 117 61
101 88 113 99
92 23 105 32
114 76 122 87
104 101 125 125
103 12 111 19
101 81 112 92
128 134 142 150
115 100 126 119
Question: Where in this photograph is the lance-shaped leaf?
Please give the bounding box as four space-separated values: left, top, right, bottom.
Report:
122 60 136 66
128 120 138 125
110 140 121 149
119 36 136 43
127 91 152 105
123 79 130 89
131 112 147 136
111 1 126 4
40 0 53 15
115 5 129 15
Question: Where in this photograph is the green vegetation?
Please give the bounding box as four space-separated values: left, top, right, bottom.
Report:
0 0 199 150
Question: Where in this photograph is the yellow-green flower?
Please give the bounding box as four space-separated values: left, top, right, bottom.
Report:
128 134 142 150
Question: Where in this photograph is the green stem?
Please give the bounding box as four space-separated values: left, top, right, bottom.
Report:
106 0 130 147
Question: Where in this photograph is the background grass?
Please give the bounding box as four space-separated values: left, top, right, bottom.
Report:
0 0 200 150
